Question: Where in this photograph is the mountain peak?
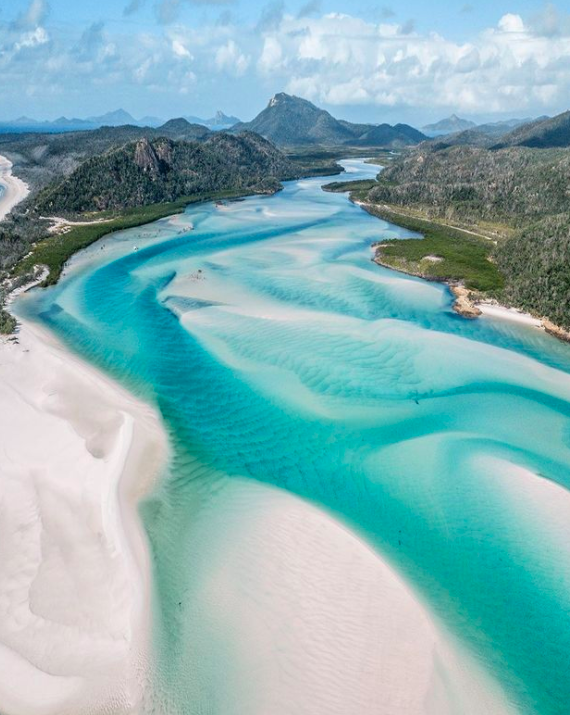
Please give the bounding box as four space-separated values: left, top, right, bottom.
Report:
233 92 426 148
268 93 288 107
422 114 477 136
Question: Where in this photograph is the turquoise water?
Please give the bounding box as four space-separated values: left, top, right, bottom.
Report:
18 160 570 713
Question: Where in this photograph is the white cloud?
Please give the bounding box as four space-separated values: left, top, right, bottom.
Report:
14 26 49 51
498 14 525 33
172 39 193 59
215 39 249 76
2 5 570 118
253 11 570 113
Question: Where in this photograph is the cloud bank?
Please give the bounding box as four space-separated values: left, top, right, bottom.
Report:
1 0 570 119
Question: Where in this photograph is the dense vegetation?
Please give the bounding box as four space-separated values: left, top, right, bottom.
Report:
328 123 570 329
0 119 212 189
36 132 293 213
325 180 503 293
15 189 257 287
370 145 570 229
0 127 348 332
232 93 427 148
496 215 570 328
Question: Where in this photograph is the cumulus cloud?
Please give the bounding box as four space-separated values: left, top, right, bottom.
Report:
14 26 49 51
254 10 570 114
2 4 570 118
498 13 525 33
529 3 570 37
171 38 193 58
215 39 249 75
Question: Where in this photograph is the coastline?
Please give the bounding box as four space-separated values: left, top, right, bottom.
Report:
0 155 29 222
0 314 168 715
360 199 570 340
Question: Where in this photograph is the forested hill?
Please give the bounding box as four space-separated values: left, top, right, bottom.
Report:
36 132 295 213
369 145 570 226
352 140 570 330
492 111 570 150
0 119 212 190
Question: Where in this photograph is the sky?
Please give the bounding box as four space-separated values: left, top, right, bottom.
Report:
1 0 570 126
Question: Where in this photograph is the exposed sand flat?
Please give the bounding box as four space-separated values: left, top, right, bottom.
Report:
188 479 518 715
0 319 167 715
0 155 29 221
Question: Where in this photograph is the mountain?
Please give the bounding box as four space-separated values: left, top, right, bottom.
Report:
426 117 548 150
35 132 295 213
86 109 138 126
182 111 241 128
422 114 477 137
231 93 426 147
492 111 570 149
351 123 426 147
475 117 538 134
230 93 358 146
207 111 241 127
0 110 167 134
0 121 215 190
156 118 211 141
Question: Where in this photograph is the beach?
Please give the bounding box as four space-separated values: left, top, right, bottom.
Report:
177 477 518 715
0 317 167 715
0 155 29 221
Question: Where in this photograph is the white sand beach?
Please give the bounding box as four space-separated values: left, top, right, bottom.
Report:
477 302 542 328
0 155 29 221
183 478 518 715
0 319 167 715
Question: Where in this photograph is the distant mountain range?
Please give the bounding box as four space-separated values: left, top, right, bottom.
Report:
185 111 241 129
491 111 570 149
0 109 241 134
422 114 550 145
428 114 561 150
231 93 428 148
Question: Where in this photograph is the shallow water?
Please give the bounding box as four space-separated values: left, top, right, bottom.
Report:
18 160 570 714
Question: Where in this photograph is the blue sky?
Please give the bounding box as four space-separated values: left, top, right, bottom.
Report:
2 0 570 125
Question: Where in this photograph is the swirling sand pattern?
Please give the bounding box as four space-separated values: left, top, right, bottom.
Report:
20 161 570 714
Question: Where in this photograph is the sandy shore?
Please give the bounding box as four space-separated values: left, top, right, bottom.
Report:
477 302 542 327
0 317 167 715
186 479 518 715
0 155 29 221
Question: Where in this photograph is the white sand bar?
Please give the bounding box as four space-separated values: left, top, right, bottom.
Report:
191 479 518 715
0 320 167 715
0 155 29 221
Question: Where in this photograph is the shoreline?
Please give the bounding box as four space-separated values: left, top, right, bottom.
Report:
0 313 168 715
0 154 29 222
360 199 570 341
184 478 517 714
